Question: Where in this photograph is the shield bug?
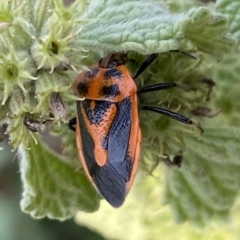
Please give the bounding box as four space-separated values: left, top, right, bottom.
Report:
70 53 202 207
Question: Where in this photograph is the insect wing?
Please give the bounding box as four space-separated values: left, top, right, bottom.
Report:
107 97 133 182
76 98 134 207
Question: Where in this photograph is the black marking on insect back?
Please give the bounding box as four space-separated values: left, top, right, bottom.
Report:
100 84 120 98
82 100 115 125
107 97 132 181
85 67 100 79
91 162 127 207
76 101 96 170
76 82 89 95
103 68 123 80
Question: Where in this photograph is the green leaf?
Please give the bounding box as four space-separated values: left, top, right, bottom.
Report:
216 0 240 49
78 0 234 58
77 128 240 240
185 7 235 59
203 53 240 125
164 127 240 225
166 0 203 12
1 0 237 232
34 0 54 33
19 139 100 220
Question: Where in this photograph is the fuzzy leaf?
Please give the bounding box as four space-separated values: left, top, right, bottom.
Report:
34 0 54 33
19 139 100 220
216 0 240 49
203 52 240 126
78 0 234 58
184 7 235 59
164 127 240 224
77 128 240 240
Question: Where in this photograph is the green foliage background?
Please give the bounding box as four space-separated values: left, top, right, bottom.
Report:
1 0 240 239
77 0 240 239
0 128 105 240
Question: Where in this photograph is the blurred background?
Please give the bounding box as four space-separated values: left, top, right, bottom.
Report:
0 125 106 240
0 0 226 240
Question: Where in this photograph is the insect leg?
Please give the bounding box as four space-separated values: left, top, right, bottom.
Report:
68 117 77 131
133 51 196 80
141 105 203 134
133 54 158 79
138 82 194 94
170 50 197 59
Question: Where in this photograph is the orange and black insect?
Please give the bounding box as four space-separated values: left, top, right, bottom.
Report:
69 53 200 207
